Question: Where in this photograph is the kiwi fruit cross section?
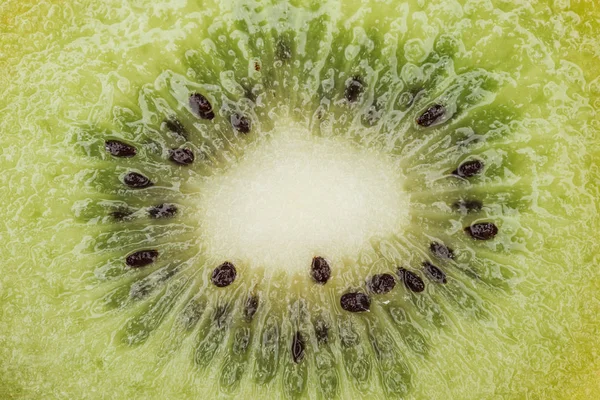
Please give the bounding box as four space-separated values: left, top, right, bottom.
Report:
1 1 599 399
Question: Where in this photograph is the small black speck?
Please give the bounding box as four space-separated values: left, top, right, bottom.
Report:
465 222 498 240
169 148 195 166
311 256 331 285
430 241 454 259
367 273 396 294
344 76 364 103
211 262 237 287
123 172 153 189
125 249 159 268
340 292 370 312
110 209 133 221
398 268 425 293
231 114 251 134
189 93 215 120
453 159 484 178
164 118 187 138
105 140 137 157
416 104 446 127
148 203 177 219
423 261 447 284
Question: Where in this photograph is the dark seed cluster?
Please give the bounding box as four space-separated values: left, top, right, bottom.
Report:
100 60 506 379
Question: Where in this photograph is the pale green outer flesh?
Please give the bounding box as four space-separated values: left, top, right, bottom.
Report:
0 0 599 399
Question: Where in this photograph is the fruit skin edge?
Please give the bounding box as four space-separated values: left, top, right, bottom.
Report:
0 0 599 399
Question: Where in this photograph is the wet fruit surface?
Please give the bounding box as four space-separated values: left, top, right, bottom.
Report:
1 1 598 400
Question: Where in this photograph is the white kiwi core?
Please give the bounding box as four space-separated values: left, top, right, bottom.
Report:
199 126 410 273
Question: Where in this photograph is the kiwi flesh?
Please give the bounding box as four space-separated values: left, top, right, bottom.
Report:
0 1 599 399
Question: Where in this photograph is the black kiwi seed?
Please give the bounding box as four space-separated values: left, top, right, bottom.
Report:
423 261 447 284
340 292 371 313
148 203 177 219
465 222 499 240
169 148 195 166
189 93 215 120
291 331 305 364
243 295 259 322
453 199 483 213
105 140 137 157
453 159 484 178
398 268 425 293
310 256 331 285
416 104 446 127
367 273 396 294
344 76 364 103
211 262 237 287
231 114 251 134
123 172 153 188
314 319 329 344
164 118 187 137
125 249 159 268
430 241 455 259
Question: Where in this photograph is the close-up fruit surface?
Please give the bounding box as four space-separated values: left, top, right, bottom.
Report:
0 0 599 399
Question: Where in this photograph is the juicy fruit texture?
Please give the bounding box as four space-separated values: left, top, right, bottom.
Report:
0 1 599 400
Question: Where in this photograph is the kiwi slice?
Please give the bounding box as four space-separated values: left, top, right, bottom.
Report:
1 1 599 399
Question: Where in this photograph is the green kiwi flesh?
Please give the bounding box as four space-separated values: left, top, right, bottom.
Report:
0 1 599 399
